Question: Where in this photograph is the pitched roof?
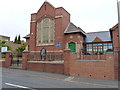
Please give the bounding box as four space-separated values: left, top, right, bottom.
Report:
64 23 86 36
110 23 118 31
85 31 112 43
23 34 30 39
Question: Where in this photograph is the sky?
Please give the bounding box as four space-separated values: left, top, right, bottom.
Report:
0 0 118 41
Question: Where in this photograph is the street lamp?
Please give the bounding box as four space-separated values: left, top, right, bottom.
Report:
117 0 120 47
117 0 120 81
0 40 1 58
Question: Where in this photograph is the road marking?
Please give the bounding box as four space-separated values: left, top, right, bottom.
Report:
64 76 74 81
5 83 36 90
3 71 118 88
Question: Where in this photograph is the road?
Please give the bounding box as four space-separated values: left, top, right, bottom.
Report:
1 68 119 89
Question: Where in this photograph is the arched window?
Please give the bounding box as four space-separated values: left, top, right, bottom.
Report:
37 18 54 46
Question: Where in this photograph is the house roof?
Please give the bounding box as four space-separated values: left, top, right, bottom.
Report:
64 23 86 36
109 23 118 40
23 34 30 39
110 23 118 31
85 31 112 43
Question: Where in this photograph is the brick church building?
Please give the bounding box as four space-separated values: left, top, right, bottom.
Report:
24 1 119 55
21 1 120 80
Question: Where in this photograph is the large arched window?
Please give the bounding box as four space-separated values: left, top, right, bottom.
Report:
37 18 54 46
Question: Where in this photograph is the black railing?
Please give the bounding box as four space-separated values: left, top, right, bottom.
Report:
27 53 64 61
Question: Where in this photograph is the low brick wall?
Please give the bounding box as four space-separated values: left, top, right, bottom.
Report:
69 53 115 80
27 61 64 74
80 55 106 60
0 61 5 67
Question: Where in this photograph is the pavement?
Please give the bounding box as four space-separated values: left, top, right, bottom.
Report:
1 68 119 89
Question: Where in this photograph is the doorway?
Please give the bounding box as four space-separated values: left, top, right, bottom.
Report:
68 42 76 53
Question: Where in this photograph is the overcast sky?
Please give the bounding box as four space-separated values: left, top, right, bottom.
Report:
0 0 118 41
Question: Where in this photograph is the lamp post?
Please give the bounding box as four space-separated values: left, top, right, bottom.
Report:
0 40 1 58
117 0 120 80
117 0 120 48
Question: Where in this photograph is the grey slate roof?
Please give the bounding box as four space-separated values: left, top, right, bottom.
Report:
85 31 112 43
64 23 86 36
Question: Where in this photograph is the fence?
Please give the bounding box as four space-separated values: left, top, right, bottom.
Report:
74 52 106 60
74 47 120 60
27 52 64 61
11 52 22 66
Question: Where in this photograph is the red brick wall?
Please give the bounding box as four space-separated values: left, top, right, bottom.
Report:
37 2 55 21
5 52 12 67
0 61 5 67
27 62 64 74
112 28 119 49
69 53 116 80
111 26 119 80
80 55 106 60
21 49 117 80
30 20 36 51
65 33 83 44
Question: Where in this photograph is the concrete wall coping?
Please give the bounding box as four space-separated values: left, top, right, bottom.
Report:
0 60 5 62
28 61 64 64
75 60 106 62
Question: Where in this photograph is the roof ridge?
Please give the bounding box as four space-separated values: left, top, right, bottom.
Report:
87 31 109 34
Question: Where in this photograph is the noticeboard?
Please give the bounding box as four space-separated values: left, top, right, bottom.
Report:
1 47 7 52
55 43 62 47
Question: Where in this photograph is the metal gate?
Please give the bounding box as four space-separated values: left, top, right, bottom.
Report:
11 52 22 68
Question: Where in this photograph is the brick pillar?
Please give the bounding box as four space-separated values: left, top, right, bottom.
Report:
5 51 12 67
22 51 29 70
106 52 116 80
113 49 120 80
64 49 71 75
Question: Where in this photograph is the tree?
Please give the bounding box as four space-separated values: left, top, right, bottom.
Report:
1 40 12 58
17 34 21 44
16 43 26 52
2 44 12 51
16 43 26 57
14 36 18 44
1 40 12 51
14 35 21 44
1 40 6 44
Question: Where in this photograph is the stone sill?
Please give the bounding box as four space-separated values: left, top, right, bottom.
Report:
28 60 64 64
